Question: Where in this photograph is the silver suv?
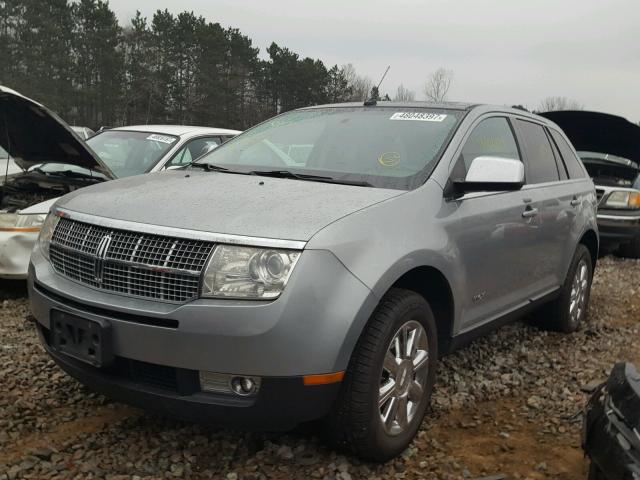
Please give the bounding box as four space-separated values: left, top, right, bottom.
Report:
29 102 598 461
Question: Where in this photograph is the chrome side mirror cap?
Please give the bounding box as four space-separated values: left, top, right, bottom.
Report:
452 156 524 197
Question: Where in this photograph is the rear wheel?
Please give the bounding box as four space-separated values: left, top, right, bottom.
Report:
617 234 640 259
535 244 593 333
325 288 438 462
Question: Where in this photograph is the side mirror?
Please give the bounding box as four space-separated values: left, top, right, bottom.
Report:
452 156 524 197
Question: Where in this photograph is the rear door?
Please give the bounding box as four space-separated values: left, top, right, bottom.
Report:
547 128 595 271
514 119 579 291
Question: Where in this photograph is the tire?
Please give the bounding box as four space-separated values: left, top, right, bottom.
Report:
617 234 640 259
324 288 438 462
588 462 606 480
535 244 593 333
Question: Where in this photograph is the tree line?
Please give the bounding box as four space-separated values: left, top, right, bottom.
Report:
0 0 374 130
0 1 590 131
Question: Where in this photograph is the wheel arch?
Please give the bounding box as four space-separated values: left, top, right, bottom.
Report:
579 229 599 271
389 266 456 355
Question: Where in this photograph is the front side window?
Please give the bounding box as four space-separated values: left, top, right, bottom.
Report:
166 137 223 168
454 117 521 178
87 131 179 178
517 120 559 184
196 107 464 190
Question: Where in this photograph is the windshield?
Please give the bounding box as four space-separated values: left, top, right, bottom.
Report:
196 107 463 189
87 130 179 178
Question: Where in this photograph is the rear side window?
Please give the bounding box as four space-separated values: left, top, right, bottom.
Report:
549 129 587 179
517 120 559 184
457 117 521 175
545 129 568 180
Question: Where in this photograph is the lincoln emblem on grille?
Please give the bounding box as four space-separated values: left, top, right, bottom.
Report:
94 234 112 283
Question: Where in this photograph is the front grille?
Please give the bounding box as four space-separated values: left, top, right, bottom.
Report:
596 188 605 205
49 218 215 303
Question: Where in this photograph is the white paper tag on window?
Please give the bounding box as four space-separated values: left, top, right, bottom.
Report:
390 112 447 122
146 134 176 144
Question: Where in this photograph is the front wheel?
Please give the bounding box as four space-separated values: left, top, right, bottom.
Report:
324 288 438 462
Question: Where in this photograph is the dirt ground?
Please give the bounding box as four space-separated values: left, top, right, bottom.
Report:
1 256 639 480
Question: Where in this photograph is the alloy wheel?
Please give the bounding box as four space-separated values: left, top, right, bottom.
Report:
569 259 589 325
378 320 429 436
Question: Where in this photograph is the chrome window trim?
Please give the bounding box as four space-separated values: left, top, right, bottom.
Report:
597 214 640 221
54 208 307 250
452 178 591 202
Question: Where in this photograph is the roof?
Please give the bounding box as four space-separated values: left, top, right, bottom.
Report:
112 125 242 136
302 100 477 111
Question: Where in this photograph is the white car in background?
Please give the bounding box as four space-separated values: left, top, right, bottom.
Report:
0 86 240 278
71 126 95 140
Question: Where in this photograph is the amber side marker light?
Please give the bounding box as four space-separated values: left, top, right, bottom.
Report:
303 371 345 386
0 227 41 232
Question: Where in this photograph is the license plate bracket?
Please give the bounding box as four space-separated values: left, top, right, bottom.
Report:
50 310 114 368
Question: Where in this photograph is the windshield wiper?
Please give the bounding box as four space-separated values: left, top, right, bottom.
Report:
187 162 236 173
248 170 373 187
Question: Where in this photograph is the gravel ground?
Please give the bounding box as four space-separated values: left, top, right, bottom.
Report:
1 256 639 480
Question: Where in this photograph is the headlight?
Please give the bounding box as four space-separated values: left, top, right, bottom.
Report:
37 213 60 260
201 245 301 299
604 190 640 209
0 212 47 231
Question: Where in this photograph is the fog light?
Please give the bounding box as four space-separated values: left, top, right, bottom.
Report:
231 376 259 396
199 371 261 397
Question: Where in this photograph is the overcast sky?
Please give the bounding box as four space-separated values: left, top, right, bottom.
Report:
108 0 639 121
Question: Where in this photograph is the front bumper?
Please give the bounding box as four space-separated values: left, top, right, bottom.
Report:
0 230 38 279
35 321 340 430
29 246 378 427
597 210 640 247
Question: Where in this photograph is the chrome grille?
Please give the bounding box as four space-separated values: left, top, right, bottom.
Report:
49 218 215 303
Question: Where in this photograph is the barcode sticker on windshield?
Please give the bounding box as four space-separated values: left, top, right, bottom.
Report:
146 134 176 144
390 112 447 122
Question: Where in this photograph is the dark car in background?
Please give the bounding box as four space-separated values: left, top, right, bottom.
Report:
541 111 640 257
583 363 640 479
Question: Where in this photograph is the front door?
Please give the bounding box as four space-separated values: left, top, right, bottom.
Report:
443 116 540 331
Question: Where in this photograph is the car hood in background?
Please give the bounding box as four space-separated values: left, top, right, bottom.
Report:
55 171 405 241
540 110 640 166
0 86 114 178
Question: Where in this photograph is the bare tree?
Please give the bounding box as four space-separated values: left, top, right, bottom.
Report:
423 68 453 102
394 83 416 102
341 63 373 101
538 96 584 112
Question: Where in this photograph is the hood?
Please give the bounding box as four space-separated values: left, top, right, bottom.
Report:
56 171 405 241
539 110 640 165
0 85 114 178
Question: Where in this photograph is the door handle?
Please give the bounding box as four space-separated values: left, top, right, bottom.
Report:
570 197 580 207
522 207 539 218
